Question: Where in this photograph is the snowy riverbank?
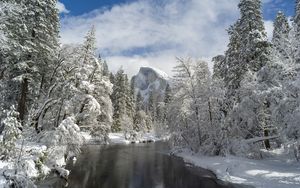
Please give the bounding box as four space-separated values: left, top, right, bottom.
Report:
108 132 169 144
0 141 50 187
177 148 300 188
0 131 167 187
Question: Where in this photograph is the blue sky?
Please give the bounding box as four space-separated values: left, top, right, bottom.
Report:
263 0 295 19
60 0 135 15
60 0 296 19
58 0 298 76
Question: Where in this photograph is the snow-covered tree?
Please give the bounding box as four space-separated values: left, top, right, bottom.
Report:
168 58 225 154
212 55 226 80
223 0 270 111
238 0 270 71
135 91 143 111
148 90 157 122
294 0 300 64
31 27 113 142
111 68 134 133
102 60 110 77
0 106 22 159
111 69 127 132
272 11 292 64
38 117 85 165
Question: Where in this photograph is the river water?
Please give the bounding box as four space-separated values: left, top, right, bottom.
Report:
38 142 252 188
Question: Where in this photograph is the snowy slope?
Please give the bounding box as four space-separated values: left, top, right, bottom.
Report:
132 67 170 102
177 150 300 188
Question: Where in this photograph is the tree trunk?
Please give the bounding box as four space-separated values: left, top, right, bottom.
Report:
17 78 28 125
55 100 64 127
39 75 45 97
208 98 213 126
264 129 271 150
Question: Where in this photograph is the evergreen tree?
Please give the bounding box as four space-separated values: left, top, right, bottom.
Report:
226 0 269 87
222 0 270 113
223 22 243 90
161 83 172 125
0 106 22 159
164 84 172 105
111 69 125 132
212 55 226 80
0 1 31 123
124 75 135 120
148 91 157 122
295 0 300 34
238 0 269 72
135 91 143 111
74 26 113 141
272 11 292 63
102 60 109 77
294 0 300 63
0 0 60 123
109 72 115 85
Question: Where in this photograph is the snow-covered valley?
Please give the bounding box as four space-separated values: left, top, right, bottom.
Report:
2 0 300 187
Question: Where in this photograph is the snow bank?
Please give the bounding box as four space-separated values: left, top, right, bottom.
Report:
81 131 92 141
0 141 49 187
177 151 300 188
108 133 131 144
108 131 168 144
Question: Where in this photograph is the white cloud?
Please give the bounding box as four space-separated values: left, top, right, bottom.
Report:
59 0 273 76
264 20 274 41
56 2 69 14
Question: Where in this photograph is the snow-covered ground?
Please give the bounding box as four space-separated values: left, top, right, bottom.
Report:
177 149 300 188
0 141 51 187
108 132 169 144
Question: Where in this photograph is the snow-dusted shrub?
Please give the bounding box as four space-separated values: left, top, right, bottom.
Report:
229 139 262 159
3 173 36 188
134 110 149 133
121 115 135 140
90 122 110 143
38 117 84 165
0 106 22 159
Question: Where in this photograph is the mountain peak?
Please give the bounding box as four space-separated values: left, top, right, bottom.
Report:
132 67 169 103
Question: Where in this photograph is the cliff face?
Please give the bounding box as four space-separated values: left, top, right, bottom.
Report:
131 67 169 103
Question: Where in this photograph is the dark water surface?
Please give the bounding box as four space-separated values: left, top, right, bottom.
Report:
38 142 252 188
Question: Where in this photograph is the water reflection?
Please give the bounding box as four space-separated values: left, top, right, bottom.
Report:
39 142 252 188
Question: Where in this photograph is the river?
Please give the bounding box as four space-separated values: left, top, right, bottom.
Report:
38 142 252 188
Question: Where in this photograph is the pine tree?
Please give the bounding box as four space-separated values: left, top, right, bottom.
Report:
0 1 31 123
102 60 109 77
272 11 292 63
0 106 22 159
109 72 115 84
212 55 226 80
295 0 300 33
223 22 243 90
223 0 270 113
111 68 129 132
148 91 157 122
0 0 60 123
162 83 172 125
164 84 172 105
294 0 300 63
135 91 143 111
